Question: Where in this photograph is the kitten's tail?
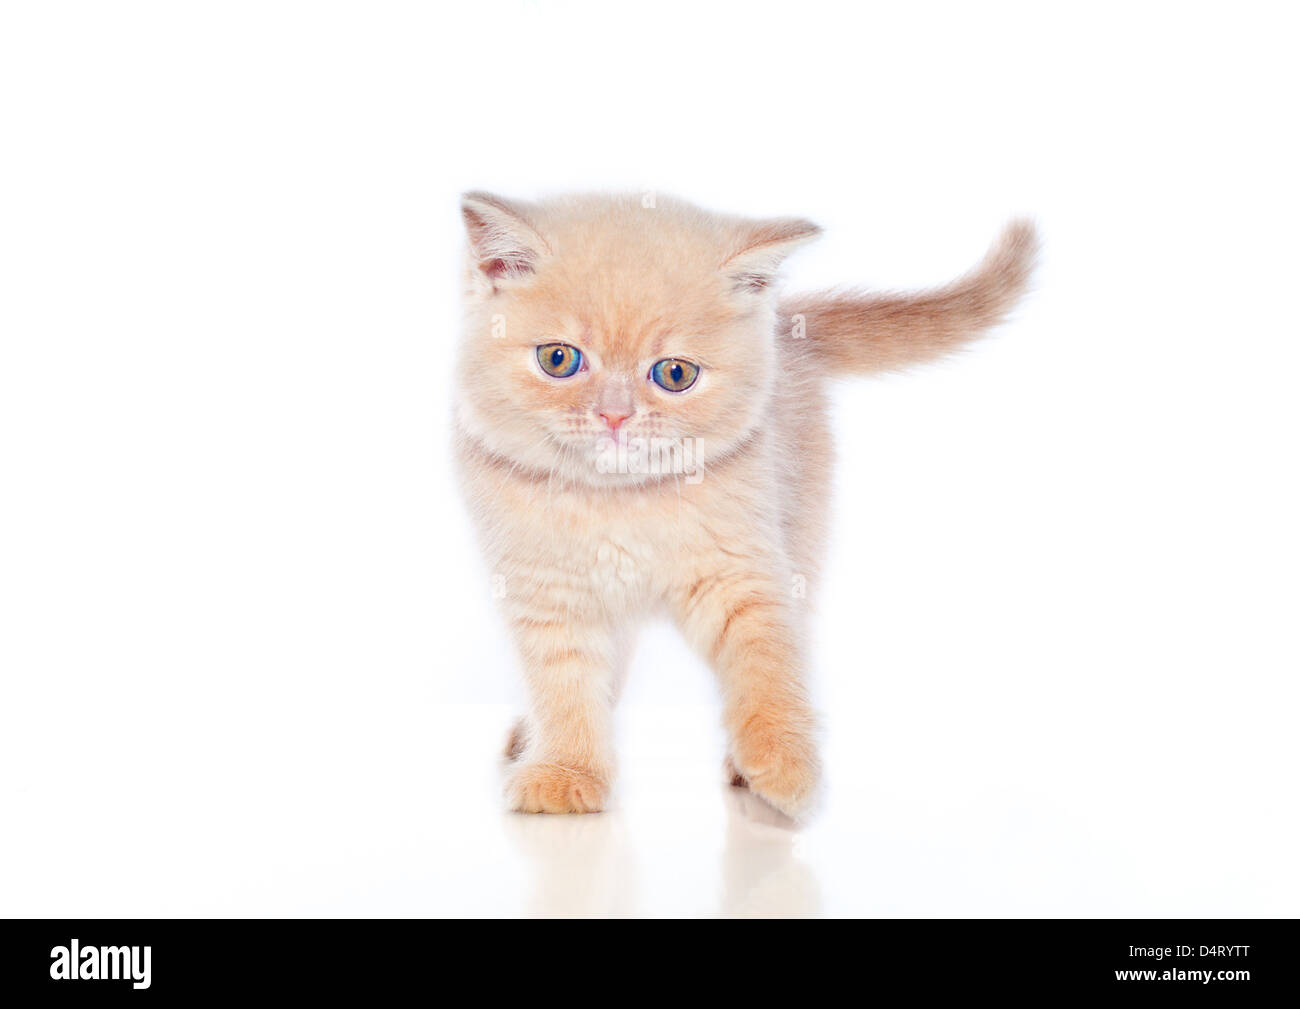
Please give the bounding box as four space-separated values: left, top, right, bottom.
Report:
782 220 1038 375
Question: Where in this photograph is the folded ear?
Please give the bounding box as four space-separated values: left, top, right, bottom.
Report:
721 217 822 293
460 191 551 283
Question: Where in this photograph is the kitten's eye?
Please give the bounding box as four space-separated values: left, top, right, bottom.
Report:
537 343 583 378
649 358 700 392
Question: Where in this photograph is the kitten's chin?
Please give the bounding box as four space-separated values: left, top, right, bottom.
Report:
576 432 711 488
459 411 732 489
546 429 752 488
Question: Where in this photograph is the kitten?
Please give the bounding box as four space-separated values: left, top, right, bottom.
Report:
455 192 1036 817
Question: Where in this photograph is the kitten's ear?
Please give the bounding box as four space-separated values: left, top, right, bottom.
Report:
460 191 551 285
721 217 822 293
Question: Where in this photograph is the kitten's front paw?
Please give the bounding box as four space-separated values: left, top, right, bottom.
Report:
731 716 820 819
506 761 609 814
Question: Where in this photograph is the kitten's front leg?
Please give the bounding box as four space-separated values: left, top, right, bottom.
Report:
503 610 619 814
674 568 820 818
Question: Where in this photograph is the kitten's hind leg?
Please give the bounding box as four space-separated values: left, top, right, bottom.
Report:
724 754 749 789
504 718 528 762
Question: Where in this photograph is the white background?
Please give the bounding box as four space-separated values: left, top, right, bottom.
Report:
2 1 1296 917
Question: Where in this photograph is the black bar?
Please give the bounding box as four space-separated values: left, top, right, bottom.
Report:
0 920 1288 998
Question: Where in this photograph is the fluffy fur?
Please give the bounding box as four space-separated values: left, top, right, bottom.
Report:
454 192 1036 817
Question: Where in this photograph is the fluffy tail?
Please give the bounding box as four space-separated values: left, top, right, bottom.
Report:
782 220 1038 375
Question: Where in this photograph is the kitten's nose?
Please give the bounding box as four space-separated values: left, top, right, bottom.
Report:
599 410 631 432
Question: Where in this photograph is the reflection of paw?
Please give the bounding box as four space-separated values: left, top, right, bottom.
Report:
720 786 820 917
501 808 636 916
727 782 798 830
506 762 608 814
731 716 820 819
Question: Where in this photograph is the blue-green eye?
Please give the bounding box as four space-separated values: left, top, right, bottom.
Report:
649 358 699 392
537 343 583 378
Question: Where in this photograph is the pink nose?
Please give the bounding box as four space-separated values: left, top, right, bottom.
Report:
599 410 631 432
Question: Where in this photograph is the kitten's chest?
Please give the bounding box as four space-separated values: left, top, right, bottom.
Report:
586 525 656 597
481 480 693 603
543 498 670 596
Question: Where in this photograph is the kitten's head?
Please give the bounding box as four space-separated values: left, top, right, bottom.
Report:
455 192 819 486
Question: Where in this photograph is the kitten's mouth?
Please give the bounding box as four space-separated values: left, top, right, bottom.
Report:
597 430 638 455
563 429 630 457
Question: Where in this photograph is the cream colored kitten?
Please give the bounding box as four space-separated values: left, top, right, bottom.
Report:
455 192 1036 817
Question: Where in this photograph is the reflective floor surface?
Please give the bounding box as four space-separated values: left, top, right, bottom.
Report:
4 704 1294 918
